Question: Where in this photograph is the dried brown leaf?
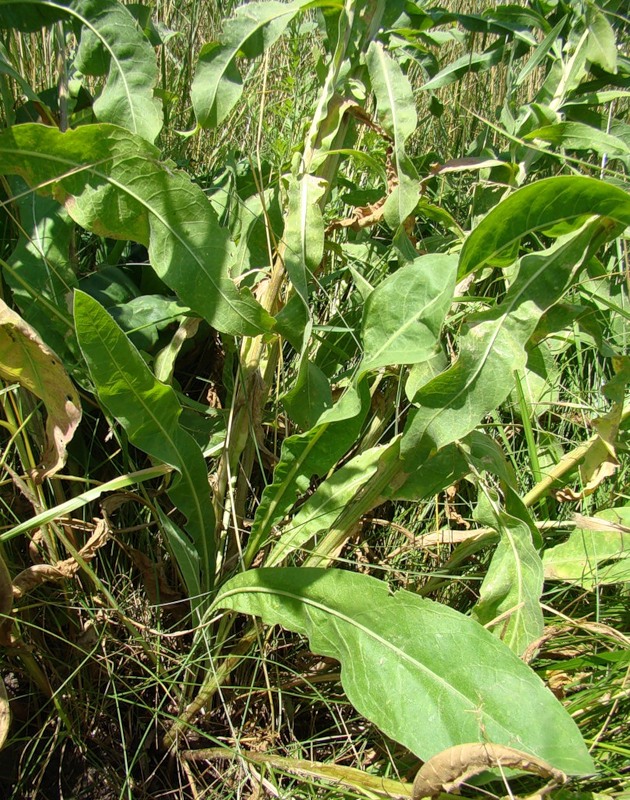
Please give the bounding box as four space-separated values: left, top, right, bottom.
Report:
412 743 567 799
12 519 110 599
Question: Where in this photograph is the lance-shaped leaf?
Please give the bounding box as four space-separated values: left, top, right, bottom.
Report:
524 122 630 157
192 0 309 129
422 40 509 91
471 487 544 656
0 298 81 482
4 191 78 367
213 567 595 775
0 0 162 143
401 220 616 468
245 381 369 567
0 124 274 336
458 176 630 279
283 173 326 306
74 291 215 592
360 254 456 375
366 41 419 228
266 443 385 567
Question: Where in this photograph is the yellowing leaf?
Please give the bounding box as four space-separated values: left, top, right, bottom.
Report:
0 678 9 751
0 299 81 481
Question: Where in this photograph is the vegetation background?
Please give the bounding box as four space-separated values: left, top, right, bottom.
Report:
0 0 628 799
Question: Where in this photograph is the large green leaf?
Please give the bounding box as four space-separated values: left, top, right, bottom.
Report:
213 567 594 775
0 124 274 336
282 357 332 431
366 41 419 228
360 254 456 375
192 0 310 129
74 291 215 593
458 176 630 279
0 0 162 143
401 221 612 467
421 41 509 91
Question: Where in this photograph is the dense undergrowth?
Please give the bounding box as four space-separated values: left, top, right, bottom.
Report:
0 0 629 798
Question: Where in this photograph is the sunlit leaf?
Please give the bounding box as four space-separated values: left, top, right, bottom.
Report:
192 0 310 129
283 173 326 305
360 254 456 375
585 4 617 74
472 487 544 655
543 507 630 589
214 567 595 775
402 221 612 467
0 0 162 142
366 41 419 228
458 176 630 279
525 122 630 157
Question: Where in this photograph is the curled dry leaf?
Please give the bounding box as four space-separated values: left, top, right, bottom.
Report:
12 520 110 599
0 299 81 482
412 743 567 799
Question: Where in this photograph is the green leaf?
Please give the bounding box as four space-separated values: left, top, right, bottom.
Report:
366 41 419 228
155 506 201 605
245 381 369 567
458 176 630 280
0 298 81 481
506 342 559 419
402 221 611 467
421 41 508 91
543 507 630 589
71 0 162 142
192 0 308 129
282 357 332 431
393 431 510 501
266 444 386 567
471 487 544 656
213 567 594 775
0 124 274 336
3 191 78 367
109 295 189 352
283 173 326 306
74 291 215 593
515 15 566 87
366 42 417 142
585 4 617 74
524 122 630 157
360 254 457 375
0 0 162 142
